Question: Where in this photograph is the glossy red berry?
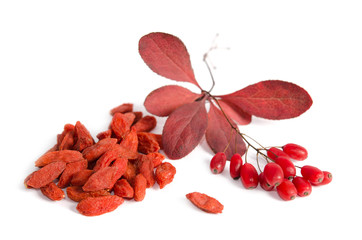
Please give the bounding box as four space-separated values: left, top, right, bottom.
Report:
301 165 324 185
240 163 259 189
276 179 297 201
274 156 296 180
259 172 274 191
312 171 332 186
263 162 284 187
292 176 312 197
210 152 227 174
229 153 243 180
282 143 308 161
267 147 290 161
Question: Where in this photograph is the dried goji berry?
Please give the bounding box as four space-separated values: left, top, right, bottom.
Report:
73 121 95 151
82 166 119 192
57 124 75 150
145 152 165 168
82 138 118 162
113 179 134 199
137 132 160 154
186 192 223 214
57 159 88 188
134 174 147 201
35 150 84 167
110 103 133 116
40 182 65 201
132 111 143 124
155 162 176 189
111 112 135 140
137 155 155 188
111 157 128 182
111 144 139 160
133 116 157 132
96 129 112 140
92 149 118 171
119 126 138 153
25 161 66 188
122 161 138 186
76 195 124 216
66 186 110 202
70 169 94 186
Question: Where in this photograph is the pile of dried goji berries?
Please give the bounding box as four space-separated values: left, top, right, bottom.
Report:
24 103 176 216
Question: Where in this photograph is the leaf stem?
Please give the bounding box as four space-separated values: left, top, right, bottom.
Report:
203 53 216 93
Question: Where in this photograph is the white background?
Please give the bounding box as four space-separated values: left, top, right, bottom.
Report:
1 1 361 239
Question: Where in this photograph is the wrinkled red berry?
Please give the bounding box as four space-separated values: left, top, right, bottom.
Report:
263 162 284 187
259 172 274 191
312 171 332 186
292 176 312 197
240 163 258 189
276 179 297 201
267 147 290 161
301 165 324 185
274 156 296 180
282 143 308 161
229 153 243 180
210 152 226 174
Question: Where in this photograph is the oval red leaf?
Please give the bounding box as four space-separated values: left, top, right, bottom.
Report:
162 98 208 159
139 32 201 88
220 80 313 120
218 99 252 125
144 85 201 117
206 102 246 160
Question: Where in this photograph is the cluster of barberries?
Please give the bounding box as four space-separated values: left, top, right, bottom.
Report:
210 143 332 201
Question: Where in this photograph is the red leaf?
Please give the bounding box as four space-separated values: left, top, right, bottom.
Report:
220 80 313 120
139 32 201 88
206 102 246 160
144 85 201 117
162 98 208 159
217 99 252 125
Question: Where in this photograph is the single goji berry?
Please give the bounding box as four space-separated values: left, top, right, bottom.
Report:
132 115 157 132
137 132 161 154
76 195 124 216
110 103 133 116
57 124 75 150
146 152 165 168
70 169 94 186
26 161 66 188
267 147 290 161
274 156 296 180
40 182 65 201
73 121 95 151
82 165 120 192
301 165 324 185
82 138 118 162
35 150 84 167
111 157 128 182
292 176 312 197
282 143 308 161
240 163 259 189
263 162 284 187
57 159 88 188
186 192 223 214
210 152 226 174
96 129 112 140
113 179 134 199
137 155 155 188
133 173 147 201
155 162 176 189
119 126 138 153
230 153 243 180
276 179 297 201
66 186 110 202
110 112 135 140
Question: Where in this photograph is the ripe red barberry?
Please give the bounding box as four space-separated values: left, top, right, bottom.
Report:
274 156 296 180
240 163 259 189
267 147 290 161
276 179 297 201
229 153 243 180
301 165 324 185
263 162 284 187
259 172 274 191
282 143 308 161
210 152 226 174
312 171 332 186
292 176 312 197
